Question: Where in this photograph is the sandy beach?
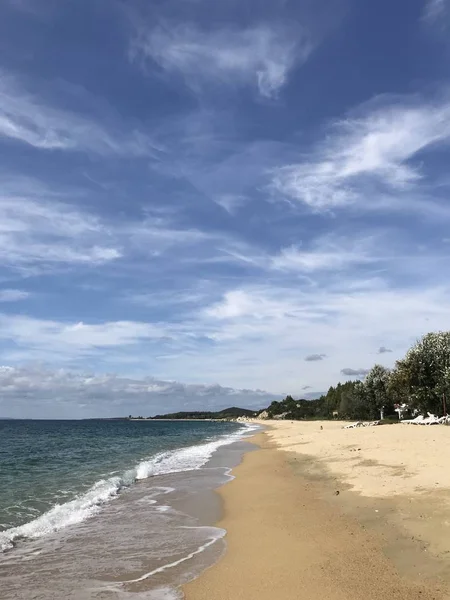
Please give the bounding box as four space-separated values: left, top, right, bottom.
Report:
183 423 450 600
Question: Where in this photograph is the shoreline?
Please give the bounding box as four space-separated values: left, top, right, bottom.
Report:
0 421 254 600
183 425 450 600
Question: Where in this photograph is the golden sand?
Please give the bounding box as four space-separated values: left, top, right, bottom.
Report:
183 427 450 600
265 420 450 497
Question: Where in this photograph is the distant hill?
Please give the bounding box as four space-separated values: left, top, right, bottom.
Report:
150 406 258 420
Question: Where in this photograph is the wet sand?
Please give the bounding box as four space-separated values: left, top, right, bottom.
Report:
266 420 450 569
183 429 450 600
0 438 255 600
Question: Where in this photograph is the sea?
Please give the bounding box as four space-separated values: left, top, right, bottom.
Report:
0 419 259 600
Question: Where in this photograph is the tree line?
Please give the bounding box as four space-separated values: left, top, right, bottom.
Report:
149 407 257 420
266 332 450 421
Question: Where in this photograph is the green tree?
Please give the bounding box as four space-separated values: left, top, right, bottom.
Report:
401 332 450 415
267 400 282 418
364 364 392 419
387 361 410 407
338 385 357 418
346 381 372 420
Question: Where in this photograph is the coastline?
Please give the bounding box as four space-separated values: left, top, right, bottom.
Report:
183 425 450 600
0 421 254 600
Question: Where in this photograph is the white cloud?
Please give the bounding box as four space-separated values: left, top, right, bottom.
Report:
0 71 159 155
0 289 30 302
0 315 170 360
0 365 275 418
185 230 386 275
0 184 121 271
120 217 212 255
131 23 311 98
204 289 289 321
211 233 385 275
272 96 450 210
270 235 377 272
2 259 450 400
171 276 450 394
0 176 234 274
214 194 248 214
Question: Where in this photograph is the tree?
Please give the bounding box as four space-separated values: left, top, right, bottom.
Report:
338 389 350 417
318 381 363 419
324 385 339 417
362 364 392 420
267 400 282 418
401 332 450 416
387 361 410 406
259 332 450 421
346 381 372 420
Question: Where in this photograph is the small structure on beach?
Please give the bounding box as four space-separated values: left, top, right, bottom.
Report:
394 403 409 420
272 412 289 420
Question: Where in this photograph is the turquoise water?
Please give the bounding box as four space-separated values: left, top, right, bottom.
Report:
0 419 245 552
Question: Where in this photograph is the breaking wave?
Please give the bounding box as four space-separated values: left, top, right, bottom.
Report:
0 423 258 552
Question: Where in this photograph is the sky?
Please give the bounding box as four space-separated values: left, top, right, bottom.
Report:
1 0 450 418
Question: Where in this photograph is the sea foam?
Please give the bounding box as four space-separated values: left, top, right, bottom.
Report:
0 423 257 552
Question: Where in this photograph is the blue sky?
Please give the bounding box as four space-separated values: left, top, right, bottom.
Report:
1 0 450 417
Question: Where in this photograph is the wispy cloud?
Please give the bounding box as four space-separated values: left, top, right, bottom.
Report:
214 194 248 214
131 23 311 98
3 0 450 417
424 0 447 21
0 176 235 275
1 263 450 396
0 180 121 272
0 70 159 155
272 95 450 211
0 289 30 302
270 235 378 272
176 275 450 393
423 0 450 33
0 315 169 360
188 229 387 275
